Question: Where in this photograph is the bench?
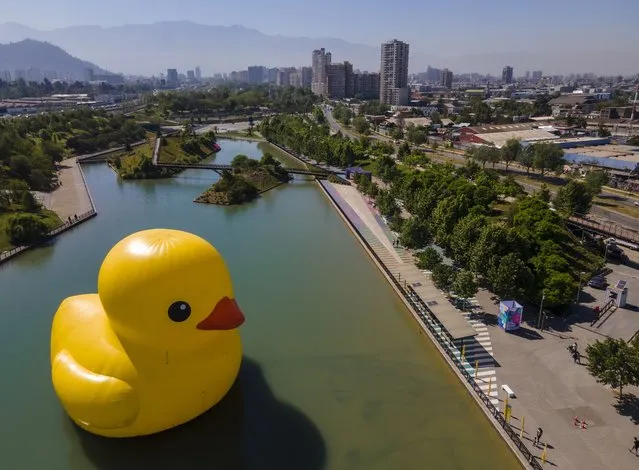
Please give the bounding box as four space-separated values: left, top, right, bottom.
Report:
502 384 516 398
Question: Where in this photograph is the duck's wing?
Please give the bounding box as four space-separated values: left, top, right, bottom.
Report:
52 349 140 429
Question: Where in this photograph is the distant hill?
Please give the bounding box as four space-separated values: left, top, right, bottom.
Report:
0 22 635 76
0 39 108 79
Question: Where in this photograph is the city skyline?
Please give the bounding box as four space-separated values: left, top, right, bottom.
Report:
0 0 638 75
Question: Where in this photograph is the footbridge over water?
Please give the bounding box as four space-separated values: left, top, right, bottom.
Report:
154 161 332 178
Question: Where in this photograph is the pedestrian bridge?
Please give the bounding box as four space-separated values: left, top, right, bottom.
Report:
155 161 332 177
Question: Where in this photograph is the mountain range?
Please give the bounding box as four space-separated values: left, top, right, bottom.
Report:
0 39 107 79
0 21 636 77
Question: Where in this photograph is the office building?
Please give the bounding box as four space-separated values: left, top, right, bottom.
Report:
532 70 543 81
195 66 201 81
380 39 410 105
441 69 453 89
187 70 195 81
312 48 331 96
426 65 442 83
502 66 514 84
301 66 313 89
0 70 10 82
166 69 179 86
248 65 266 84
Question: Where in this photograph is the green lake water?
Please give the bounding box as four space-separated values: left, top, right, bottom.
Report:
0 139 521 469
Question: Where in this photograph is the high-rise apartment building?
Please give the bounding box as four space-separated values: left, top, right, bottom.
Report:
166 69 179 86
195 66 201 81
248 66 266 84
380 39 410 105
441 69 453 89
301 66 313 89
187 70 195 81
531 70 543 81
502 66 514 84
353 72 380 100
312 48 331 96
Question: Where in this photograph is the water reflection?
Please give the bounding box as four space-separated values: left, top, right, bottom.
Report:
66 358 326 470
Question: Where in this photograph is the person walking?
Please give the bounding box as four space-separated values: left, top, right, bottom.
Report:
632 437 639 456
533 427 543 446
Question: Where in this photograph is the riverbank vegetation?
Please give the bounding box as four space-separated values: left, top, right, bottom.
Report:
0 182 61 250
112 129 218 179
195 153 291 205
354 158 602 310
0 108 145 192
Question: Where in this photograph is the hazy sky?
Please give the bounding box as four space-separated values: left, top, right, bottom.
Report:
2 0 638 56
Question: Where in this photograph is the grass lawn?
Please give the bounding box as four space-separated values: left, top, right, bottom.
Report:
0 209 62 251
158 136 211 164
594 195 639 219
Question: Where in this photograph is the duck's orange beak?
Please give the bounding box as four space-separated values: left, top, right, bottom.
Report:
197 297 245 330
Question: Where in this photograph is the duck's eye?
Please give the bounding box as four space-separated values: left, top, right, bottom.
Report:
168 301 191 322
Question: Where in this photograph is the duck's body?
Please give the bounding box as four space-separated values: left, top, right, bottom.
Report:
50 229 245 438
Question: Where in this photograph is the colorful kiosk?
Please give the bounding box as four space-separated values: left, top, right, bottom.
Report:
498 300 523 332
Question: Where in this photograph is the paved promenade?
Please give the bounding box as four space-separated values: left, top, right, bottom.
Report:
324 182 499 404
50 158 93 220
472 289 639 470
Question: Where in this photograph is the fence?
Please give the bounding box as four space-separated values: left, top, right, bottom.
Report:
318 181 543 470
0 209 97 264
0 162 98 265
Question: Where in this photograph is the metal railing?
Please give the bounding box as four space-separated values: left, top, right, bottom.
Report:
0 209 97 264
319 181 543 470
1 162 98 265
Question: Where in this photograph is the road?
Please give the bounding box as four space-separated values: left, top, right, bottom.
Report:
322 106 639 231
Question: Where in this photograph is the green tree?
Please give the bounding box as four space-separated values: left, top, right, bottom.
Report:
488 253 534 299
9 155 32 180
530 142 565 176
352 116 370 134
416 247 443 270
500 138 521 169
517 145 535 175
375 189 400 218
373 155 400 183
399 217 431 249
452 269 478 307
405 124 429 145
21 191 40 212
553 180 594 216
584 170 609 196
535 183 552 203
542 271 577 307
6 213 49 245
432 264 456 293
586 338 639 397
598 125 612 137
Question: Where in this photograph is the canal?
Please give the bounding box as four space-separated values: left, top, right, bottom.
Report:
0 140 521 469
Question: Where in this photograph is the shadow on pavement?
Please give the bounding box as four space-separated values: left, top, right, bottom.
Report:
66 357 327 470
614 393 639 425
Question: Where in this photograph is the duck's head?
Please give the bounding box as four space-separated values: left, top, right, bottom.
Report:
97 229 245 349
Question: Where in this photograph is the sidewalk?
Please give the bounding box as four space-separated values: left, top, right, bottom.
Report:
473 288 639 470
50 158 93 220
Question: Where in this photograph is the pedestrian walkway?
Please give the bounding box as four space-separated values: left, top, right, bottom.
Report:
50 158 93 220
323 181 499 403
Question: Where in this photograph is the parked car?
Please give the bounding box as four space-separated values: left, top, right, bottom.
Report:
588 276 607 289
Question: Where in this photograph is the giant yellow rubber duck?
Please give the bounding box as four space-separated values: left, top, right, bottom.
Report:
50 229 245 438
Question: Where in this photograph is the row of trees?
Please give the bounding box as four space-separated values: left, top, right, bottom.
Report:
0 77 152 100
355 157 601 309
152 85 317 116
465 139 566 175
259 114 394 168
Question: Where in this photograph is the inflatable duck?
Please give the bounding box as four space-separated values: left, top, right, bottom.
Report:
50 229 245 438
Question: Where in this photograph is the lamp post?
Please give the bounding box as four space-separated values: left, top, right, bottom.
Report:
537 291 546 330
604 242 610 264
576 271 586 304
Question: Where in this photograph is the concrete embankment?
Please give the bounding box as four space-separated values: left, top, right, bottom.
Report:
316 179 538 470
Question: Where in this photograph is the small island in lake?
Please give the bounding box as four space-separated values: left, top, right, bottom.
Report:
195 153 292 205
